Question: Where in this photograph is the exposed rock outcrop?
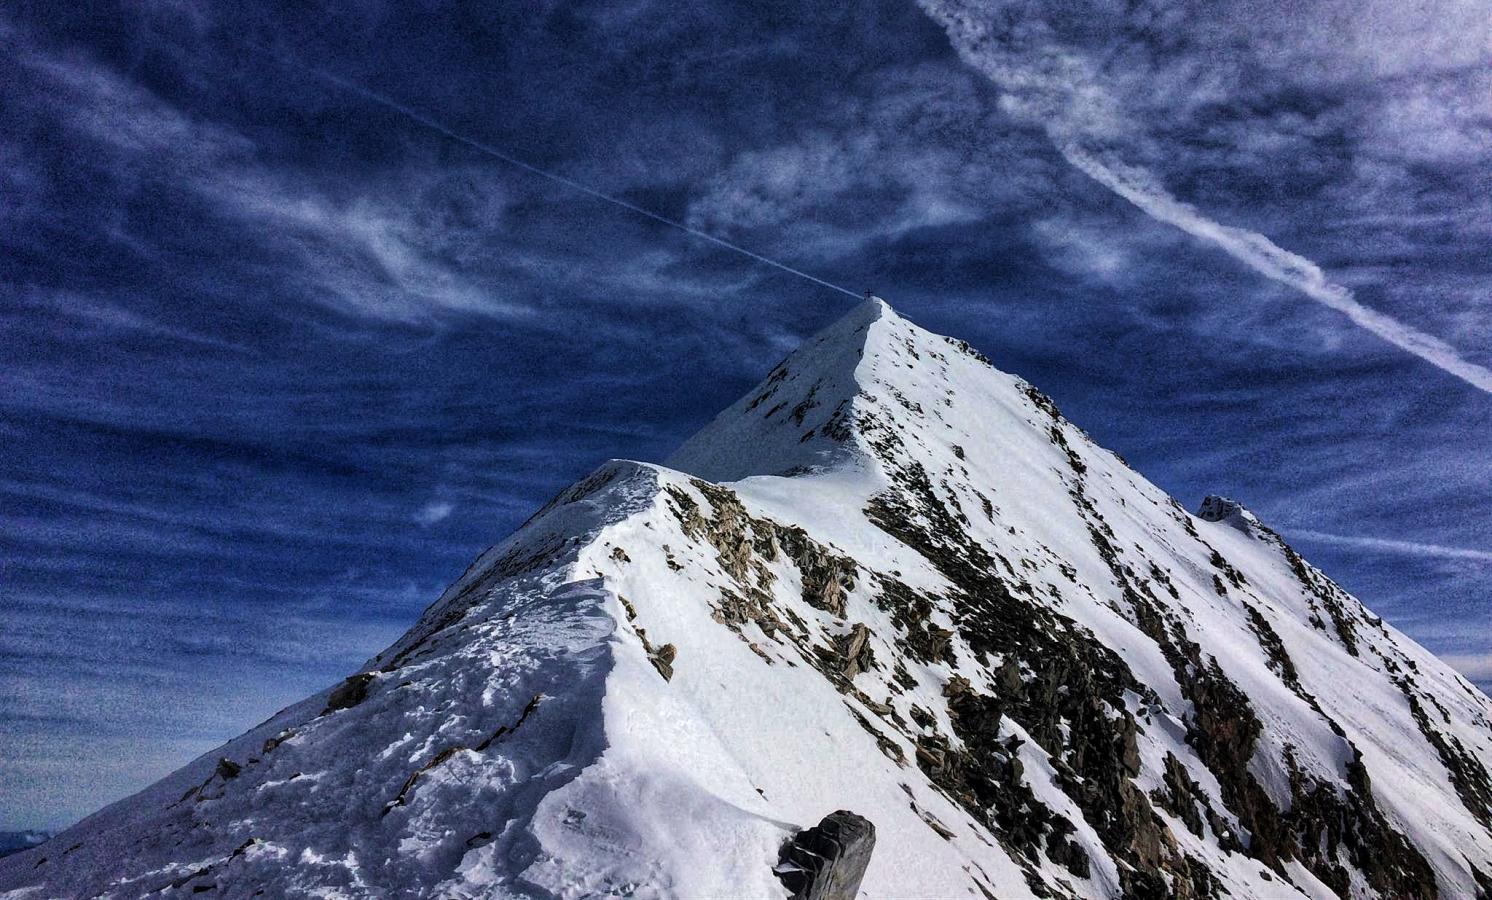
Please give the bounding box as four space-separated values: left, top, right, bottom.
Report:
777 810 876 900
321 672 376 715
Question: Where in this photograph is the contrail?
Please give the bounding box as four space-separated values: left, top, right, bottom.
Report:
254 48 861 301
1291 529 1492 563
1062 146 1492 394
915 0 1492 397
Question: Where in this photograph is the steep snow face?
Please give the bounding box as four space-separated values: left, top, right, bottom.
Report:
5 300 1491 900
666 297 884 483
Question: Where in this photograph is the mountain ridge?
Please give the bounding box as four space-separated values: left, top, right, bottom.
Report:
3 298 1490 899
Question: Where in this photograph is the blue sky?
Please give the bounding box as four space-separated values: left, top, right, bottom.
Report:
2 1 1489 831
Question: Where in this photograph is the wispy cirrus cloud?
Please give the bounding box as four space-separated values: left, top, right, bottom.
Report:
2 27 534 323
1290 529 1492 564
914 0 1492 394
682 65 1039 259
4 21 844 329
1438 653 1492 684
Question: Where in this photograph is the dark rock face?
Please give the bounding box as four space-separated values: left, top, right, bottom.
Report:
617 595 677 681
849 381 1460 898
777 811 876 900
662 480 858 645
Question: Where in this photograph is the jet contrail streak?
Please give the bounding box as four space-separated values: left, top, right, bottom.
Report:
1062 145 1492 395
256 48 862 301
1291 529 1492 563
914 0 1492 397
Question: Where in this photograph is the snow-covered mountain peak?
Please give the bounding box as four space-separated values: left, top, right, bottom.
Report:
1197 494 1266 534
1198 495 1248 523
6 299 1491 900
667 295 1050 487
666 294 889 482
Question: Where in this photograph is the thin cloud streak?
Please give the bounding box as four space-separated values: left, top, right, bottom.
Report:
1061 146 1492 395
254 47 863 302
1438 653 1492 682
1292 528 1492 563
915 0 1492 396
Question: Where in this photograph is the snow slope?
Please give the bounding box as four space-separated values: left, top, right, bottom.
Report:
4 298 1490 899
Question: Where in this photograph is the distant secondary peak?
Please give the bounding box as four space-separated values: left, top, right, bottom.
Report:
1198 495 1246 522
1197 494 1272 538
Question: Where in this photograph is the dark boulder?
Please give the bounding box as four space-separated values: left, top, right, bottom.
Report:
837 625 875 679
777 810 875 900
650 643 677 681
322 672 376 715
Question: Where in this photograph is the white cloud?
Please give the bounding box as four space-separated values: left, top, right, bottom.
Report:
915 0 1492 396
1364 73 1492 165
1438 653 1492 683
1215 0 1492 84
16 288 247 352
679 61 1058 259
1060 145 1492 394
686 133 871 234
415 501 455 526
1291 529 1492 563
6 31 538 323
1029 217 1132 283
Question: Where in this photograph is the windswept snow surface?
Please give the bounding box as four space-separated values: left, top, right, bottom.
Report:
4 299 1490 899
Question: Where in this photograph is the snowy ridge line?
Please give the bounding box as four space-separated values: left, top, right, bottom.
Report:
4 298 1490 899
